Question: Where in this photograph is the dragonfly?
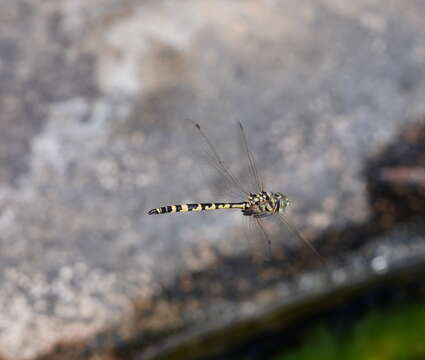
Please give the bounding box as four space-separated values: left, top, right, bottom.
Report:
147 120 321 259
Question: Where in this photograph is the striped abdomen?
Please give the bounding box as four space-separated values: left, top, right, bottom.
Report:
147 202 247 215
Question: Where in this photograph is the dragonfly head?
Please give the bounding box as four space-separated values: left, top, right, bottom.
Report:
273 192 291 213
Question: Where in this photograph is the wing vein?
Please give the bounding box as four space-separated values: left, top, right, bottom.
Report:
238 121 264 192
278 213 324 262
188 119 249 196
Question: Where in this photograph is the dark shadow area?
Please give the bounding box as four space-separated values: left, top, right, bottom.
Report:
316 121 425 257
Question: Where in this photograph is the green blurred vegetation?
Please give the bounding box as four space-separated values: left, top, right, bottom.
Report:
275 303 425 360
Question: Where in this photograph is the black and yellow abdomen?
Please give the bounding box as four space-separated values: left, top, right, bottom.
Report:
147 202 247 215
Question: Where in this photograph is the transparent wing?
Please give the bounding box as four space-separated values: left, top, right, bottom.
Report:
237 122 321 261
185 119 249 198
237 121 264 193
243 216 272 261
247 216 302 266
184 119 294 260
254 217 272 259
277 213 324 263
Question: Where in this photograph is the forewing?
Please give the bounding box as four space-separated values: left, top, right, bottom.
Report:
184 119 249 200
237 121 264 193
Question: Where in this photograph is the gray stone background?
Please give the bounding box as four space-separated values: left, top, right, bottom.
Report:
0 0 425 358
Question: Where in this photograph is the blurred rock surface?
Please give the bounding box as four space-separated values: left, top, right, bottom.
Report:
0 0 425 358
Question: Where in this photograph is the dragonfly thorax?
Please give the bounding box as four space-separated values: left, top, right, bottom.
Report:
243 191 290 217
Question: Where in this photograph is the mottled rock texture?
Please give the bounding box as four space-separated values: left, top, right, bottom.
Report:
0 0 425 358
